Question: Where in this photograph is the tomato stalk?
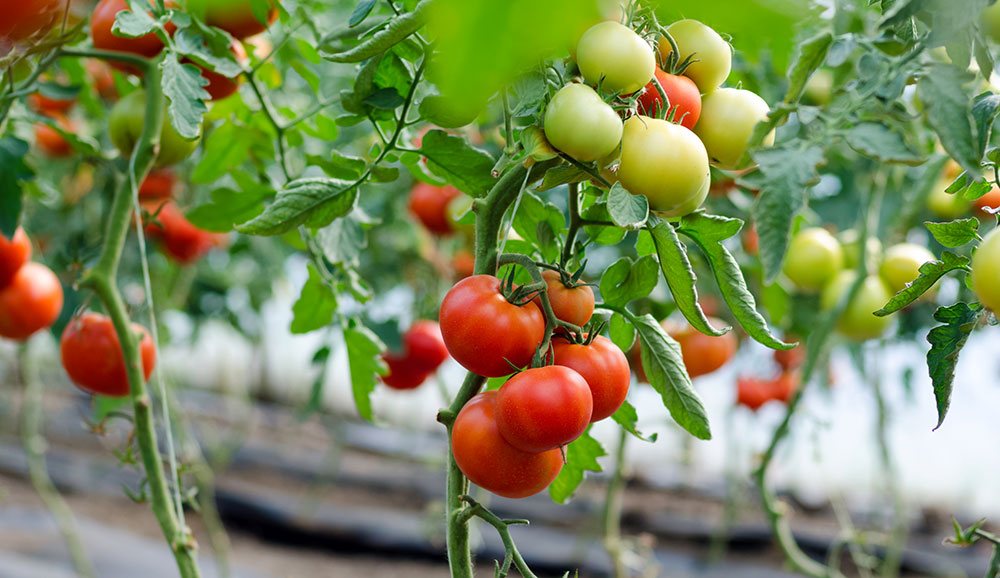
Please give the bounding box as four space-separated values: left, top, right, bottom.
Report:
455 495 539 578
76 55 204 578
17 342 96 578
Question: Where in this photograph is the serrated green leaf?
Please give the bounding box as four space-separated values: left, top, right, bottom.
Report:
844 122 923 165
536 164 589 192
291 265 338 334
161 55 209 139
607 183 648 230
785 31 832 104
236 178 360 236
926 302 980 430
600 256 659 307
875 252 971 315
926 219 981 248
608 312 635 352
917 64 979 174
113 6 157 37
419 130 496 197
345 321 387 422
186 182 271 231
646 220 724 337
549 428 605 504
315 210 371 267
612 401 656 443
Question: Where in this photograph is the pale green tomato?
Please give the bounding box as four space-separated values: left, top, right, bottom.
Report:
657 174 709 220
694 88 774 170
838 229 883 271
880 243 936 294
617 115 709 214
972 227 1000 312
543 84 623 162
821 271 894 341
658 19 731 93
803 69 833 105
983 2 1000 43
109 90 201 168
576 21 656 95
927 177 972 219
783 227 843 291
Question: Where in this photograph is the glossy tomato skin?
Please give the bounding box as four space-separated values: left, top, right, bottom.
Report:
61 313 156 397
404 320 449 372
656 175 709 220
144 200 227 264
139 169 177 199
576 21 655 95
972 227 1000 312
185 0 279 39
0 0 63 47
196 39 246 101
665 317 738 378
380 354 431 390
535 270 594 327
659 19 731 93
0 263 63 341
0 229 31 289
452 391 563 499
637 69 701 130
974 187 1000 216
495 366 593 453
552 335 630 422
408 182 460 236
820 271 893 341
543 84 623 162
91 0 177 73
35 116 74 158
879 243 936 294
617 115 709 215
110 90 201 167
439 275 545 377
783 227 843 291
694 88 774 170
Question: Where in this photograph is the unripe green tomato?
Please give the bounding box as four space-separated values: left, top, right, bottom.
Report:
838 230 883 271
446 193 476 237
419 94 483 129
972 226 1000 312
617 115 709 214
657 174 709 220
821 271 894 341
927 178 972 219
658 19 731 93
880 243 936 294
983 1 1000 43
543 84 623 162
576 21 655 95
694 88 774 170
109 90 201 168
803 69 833 106
783 227 844 291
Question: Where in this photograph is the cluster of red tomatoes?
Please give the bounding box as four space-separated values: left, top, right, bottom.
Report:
379 320 450 390
139 173 229 265
407 181 477 279
544 17 773 217
0 229 63 341
30 79 79 159
441 273 630 499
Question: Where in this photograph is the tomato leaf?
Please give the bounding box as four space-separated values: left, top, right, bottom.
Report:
748 144 824 284
875 252 971 316
646 219 726 337
599 256 659 308
161 54 209 139
612 402 657 443
972 91 1000 159
0 137 32 238
113 4 157 38
632 313 711 440
843 122 923 165
349 0 378 27
173 18 240 77
607 183 648 230
926 302 981 430
186 175 272 232
291 265 338 334
512 190 564 262
678 212 793 350
536 165 589 192
784 31 832 104
608 312 635 353
322 0 431 63
419 130 496 197
582 202 626 245
344 321 388 423
548 428 605 504
315 209 375 268
191 121 254 183
236 178 360 236
925 219 981 248
917 64 980 174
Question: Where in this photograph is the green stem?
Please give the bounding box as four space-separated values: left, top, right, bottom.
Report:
561 183 582 267
77 60 203 578
603 427 628 578
457 496 537 578
18 343 96 578
985 538 1000 578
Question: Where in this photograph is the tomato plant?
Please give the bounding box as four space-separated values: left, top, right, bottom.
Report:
543 83 623 162
636 68 701 129
0 262 63 341
91 0 177 72
495 365 593 452
196 39 246 101
109 90 201 167
534 269 594 327
143 200 228 264
61 313 156 398
552 335 630 422
0 228 31 288
451 391 563 499
380 320 449 390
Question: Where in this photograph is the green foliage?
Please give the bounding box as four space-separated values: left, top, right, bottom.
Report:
926 302 981 430
548 428 605 504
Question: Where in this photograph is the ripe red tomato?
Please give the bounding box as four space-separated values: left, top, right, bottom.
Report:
0 0 63 47
28 91 75 115
534 269 594 327
0 228 31 289
380 354 431 390
452 391 563 499
408 182 460 236
636 69 701 130
185 0 279 39
61 312 156 397
665 317 738 378
495 365 592 452
439 275 545 377
0 262 63 341
736 376 772 411
404 320 449 372
552 335 630 422
143 200 228 264
91 0 178 73
35 116 75 158
770 371 799 403
974 187 1000 215
196 39 246 101
139 169 177 199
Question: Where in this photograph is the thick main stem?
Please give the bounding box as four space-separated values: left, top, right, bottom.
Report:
18 343 96 578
